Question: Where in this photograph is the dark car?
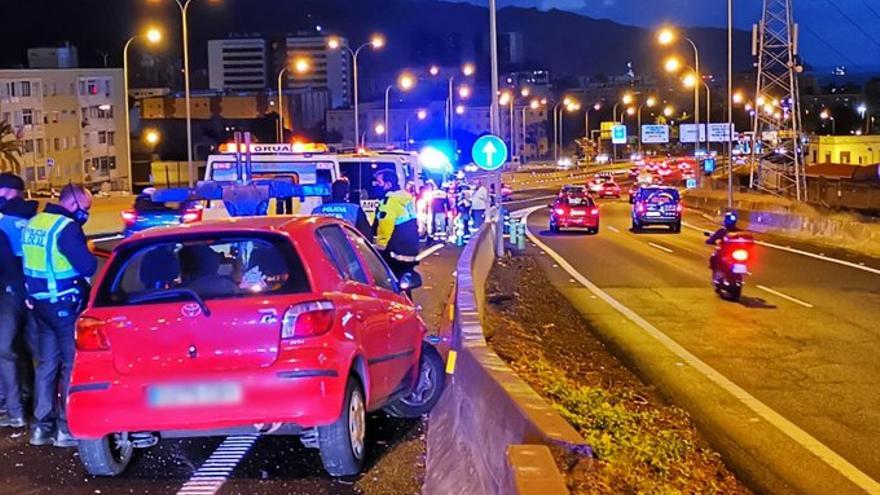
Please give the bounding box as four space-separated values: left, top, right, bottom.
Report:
631 186 682 233
122 193 203 237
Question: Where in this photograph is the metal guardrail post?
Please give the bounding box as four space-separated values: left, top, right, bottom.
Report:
516 221 526 251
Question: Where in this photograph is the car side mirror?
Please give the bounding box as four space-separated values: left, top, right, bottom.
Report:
399 271 423 291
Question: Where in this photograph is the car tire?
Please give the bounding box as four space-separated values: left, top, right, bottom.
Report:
672 222 682 233
631 220 640 232
318 377 367 477
77 433 134 477
384 344 446 419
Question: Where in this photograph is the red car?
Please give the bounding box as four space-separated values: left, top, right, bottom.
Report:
549 191 600 234
597 181 622 199
68 216 444 477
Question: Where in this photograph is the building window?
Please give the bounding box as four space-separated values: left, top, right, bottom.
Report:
22 109 34 126
1 112 9 124
37 166 46 181
840 151 851 164
52 111 59 123
98 131 107 145
36 139 44 157
109 156 117 170
53 138 61 151
61 137 69 150
20 81 31 97
108 131 115 146
23 139 34 153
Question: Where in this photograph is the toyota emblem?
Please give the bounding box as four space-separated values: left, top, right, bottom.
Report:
181 303 202 318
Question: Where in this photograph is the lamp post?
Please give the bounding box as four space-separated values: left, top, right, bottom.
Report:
553 97 573 161
431 63 474 140
522 99 541 163
612 94 634 162
123 26 162 192
820 110 836 135
499 90 516 157
276 57 311 142
637 97 657 153
329 34 385 147
659 28 701 157
383 72 416 145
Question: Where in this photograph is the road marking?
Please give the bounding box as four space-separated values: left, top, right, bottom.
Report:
504 194 557 207
176 434 259 495
682 221 880 276
522 208 880 493
607 226 620 233
417 243 446 261
755 285 815 308
647 242 674 254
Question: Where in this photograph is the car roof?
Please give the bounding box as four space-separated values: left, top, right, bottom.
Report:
120 215 333 246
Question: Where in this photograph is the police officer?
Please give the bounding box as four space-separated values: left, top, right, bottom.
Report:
23 184 96 447
313 179 372 240
0 173 38 429
372 170 419 279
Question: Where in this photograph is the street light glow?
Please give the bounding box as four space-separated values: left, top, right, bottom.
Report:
657 28 676 45
663 105 675 117
682 73 698 88
398 72 416 91
458 85 472 99
374 122 386 135
593 103 602 111
327 37 341 50
733 91 745 104
820 110 830 120
499 91 512 106
621 94 634 105
429 65 440 76
293 58 311 74
455 104 465 115
144 129 160 145
417 109 428 120
646 96 657 107
520 87 531 97
530 99 541 110
626 107 636 116
462 63 475 76
664 57 682 73
145 27 162 44
370 34 385 49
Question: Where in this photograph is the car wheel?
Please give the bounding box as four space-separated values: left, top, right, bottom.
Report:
384 344 446 418
77 433 134 477
631 220 640 232
672 222 682 233
318 377 366 477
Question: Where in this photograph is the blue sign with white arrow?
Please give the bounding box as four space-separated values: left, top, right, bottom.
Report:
472 134 508 171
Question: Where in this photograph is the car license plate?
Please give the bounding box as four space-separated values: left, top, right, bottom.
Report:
646 212 661 217
732 264 748 274
570 210 585 216
148 382 243 408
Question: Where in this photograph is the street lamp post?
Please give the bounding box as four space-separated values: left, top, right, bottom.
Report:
521 100 539 163
329 35 385 147
434 63 474 140
612 94 634 162
277 57 311 143
123 27 162 193
637 97 657 153
383 72 416 145
659 28 701 157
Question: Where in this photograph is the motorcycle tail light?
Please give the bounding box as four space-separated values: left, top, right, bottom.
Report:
282 301 335 339
732 249 749 262
121 209 138 225
76 317 110 351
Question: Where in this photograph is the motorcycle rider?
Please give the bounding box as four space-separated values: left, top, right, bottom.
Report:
706 212 739 272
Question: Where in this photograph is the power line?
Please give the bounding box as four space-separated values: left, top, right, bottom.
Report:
799 23 866 71
860 0 880 21
816 0 880 50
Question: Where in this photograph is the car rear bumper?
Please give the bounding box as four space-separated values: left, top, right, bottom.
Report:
553 216 599 228
635 214 681 225
68 356 349 439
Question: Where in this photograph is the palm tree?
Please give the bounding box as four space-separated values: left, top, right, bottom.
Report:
0 121 22 173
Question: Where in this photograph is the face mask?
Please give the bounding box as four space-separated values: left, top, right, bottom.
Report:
72 208 90 225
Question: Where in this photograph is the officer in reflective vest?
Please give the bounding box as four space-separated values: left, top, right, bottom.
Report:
313 179 372 241
0 173 38 429
22 184 96 448
372 170 419 279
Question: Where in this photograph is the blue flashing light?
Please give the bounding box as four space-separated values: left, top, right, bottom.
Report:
419 146 453 172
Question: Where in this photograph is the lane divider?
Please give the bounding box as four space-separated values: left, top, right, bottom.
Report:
607 226 620 233
521 208 880 493
681 221 880 276
647 242 674 254
175 435 259 495
755 285 815 308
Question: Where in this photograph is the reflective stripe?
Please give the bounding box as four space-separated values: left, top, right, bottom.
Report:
22 213 79 301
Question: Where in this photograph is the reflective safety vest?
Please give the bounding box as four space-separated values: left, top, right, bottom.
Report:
0 212 29 257
375 190 417 251
313 202 361 226
22 212 80 301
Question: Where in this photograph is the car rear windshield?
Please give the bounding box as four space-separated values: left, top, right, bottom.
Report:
564 195 595 206
642 189 680 203
94 234 310 307
134 196 194 213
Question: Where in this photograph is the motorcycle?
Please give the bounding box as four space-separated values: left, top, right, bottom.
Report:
706 232 754 301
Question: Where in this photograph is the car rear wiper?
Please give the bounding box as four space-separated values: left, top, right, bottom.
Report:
128 288 212 317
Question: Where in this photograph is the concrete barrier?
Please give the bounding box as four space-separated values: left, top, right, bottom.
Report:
424 220 589 495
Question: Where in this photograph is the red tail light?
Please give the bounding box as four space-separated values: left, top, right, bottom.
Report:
181 208 203 224
590 208 600 216
636 203 646 213
676 204 683 213
281 301 336 339
121 209 138 225
731 249 749 262
76 317 110 351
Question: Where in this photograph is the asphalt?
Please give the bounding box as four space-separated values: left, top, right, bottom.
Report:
523 198 880 489
0 238 461 495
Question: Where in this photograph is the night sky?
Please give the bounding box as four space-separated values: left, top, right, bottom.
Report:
487 0 880 70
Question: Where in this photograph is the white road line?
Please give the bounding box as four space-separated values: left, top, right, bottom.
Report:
755 285 815 308
417 243 446 261
682 221 880 276
647 242 674 254
175 434 259 495
522 208 880 493
607 226 620 233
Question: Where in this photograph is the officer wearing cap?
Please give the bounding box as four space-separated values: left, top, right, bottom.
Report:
0 173 38 429
22 184 96 447
313 179 373 240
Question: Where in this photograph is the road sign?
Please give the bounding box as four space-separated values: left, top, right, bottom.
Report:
703 158 716 174
46 158 55 168
680 124 707 143
686 178 698 189
708 123 735 142
611 125 627 145
641 125 670 144
472 134 508 171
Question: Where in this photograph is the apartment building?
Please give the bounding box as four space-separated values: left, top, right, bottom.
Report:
207 37 269 91
281 35 351 109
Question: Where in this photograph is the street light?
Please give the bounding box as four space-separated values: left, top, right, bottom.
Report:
820 110 836 135
277 57 312 142
553 97 579 161
432 64 475 139
417 109 428 121
384 72 417 145
585 102 602 148
455 104 466 115
144 129 161 146
458 85 472 99
521 98 543 163
123 26 163 192
429 65 440 76
328 34 386 146
657 26 701 157
664 56 682 74
637 97 657 152
462 63 476 77
733 91 745 105
663 105 675 118
499 90 517 155
374 123 386 136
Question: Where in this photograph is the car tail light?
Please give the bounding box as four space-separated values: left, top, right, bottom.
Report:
676 204 683 213
636 203 646 214
554 207 567 216
731 249 749 262
76 317 110 351
181 208 203 224
121 209 138 225
590 208 600 216
281 301 335 339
